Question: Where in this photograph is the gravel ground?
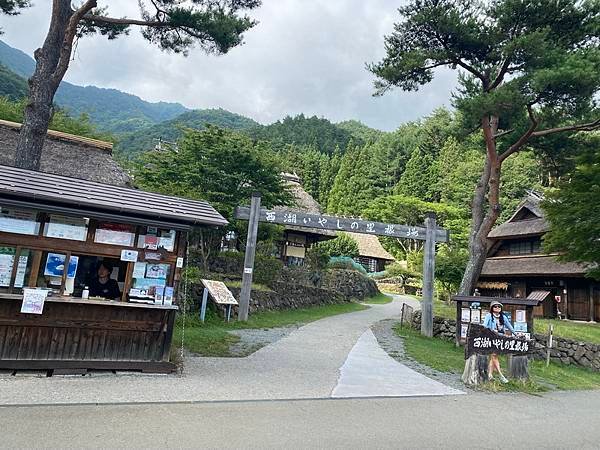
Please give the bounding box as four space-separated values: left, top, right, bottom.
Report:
227 325 301 357
371 318 466 392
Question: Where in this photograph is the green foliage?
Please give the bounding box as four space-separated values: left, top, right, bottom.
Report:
395 146 439 201
0 96 113 141
134 126 292 218
305 245 330 272
336 119 385 144
317 232 359 258
247 114 360 155
0 62 26 99
435 246 469 294
253 254 283 287
542 148 600 279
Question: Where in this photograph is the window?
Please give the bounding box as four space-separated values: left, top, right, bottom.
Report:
44 214 88 241
129 261 170 299
94 222 136 247
0 247 41 292
509 239 542 255
0 206 40 235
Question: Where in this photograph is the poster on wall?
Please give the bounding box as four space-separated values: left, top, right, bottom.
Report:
13 255 28 288
45 215 87 241
0 207 38 235
460 324 469 339
20 288 48 314
515 309 526 323
0 254 14 287
95 223 135 246
470 309 481 323
132 262 147 278
145 263 169 279
461 308 471 322
44 253 79 278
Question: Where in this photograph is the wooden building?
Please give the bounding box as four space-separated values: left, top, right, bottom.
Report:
348 232 395 273
0 126 227 373
478 192 599 321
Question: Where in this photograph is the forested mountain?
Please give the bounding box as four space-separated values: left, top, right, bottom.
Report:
0 40 188 133
246 114 368 155
0 63 27 100
115 109 260 156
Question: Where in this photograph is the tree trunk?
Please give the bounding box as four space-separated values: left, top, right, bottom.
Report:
462 354 489 386
459 116 503 296
507 355 529 381
15 1 76 170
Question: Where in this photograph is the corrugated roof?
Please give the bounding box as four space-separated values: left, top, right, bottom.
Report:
0 164 227 228
347 232 395 261
480 255 586 277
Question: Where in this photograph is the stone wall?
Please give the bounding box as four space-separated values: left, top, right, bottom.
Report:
410 311 600 372
321 269 379 300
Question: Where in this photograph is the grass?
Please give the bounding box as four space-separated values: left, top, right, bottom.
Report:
362 292 394 304
408 294 456 320
394 324 600 393
174 301 368 356
536 318 600 344
223 280 273 292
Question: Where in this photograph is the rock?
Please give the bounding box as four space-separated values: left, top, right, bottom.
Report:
574 346 586 360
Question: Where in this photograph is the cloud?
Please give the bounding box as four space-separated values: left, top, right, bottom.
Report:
0 0 456 131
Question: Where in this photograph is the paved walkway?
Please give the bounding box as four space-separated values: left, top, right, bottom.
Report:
0 295 463 405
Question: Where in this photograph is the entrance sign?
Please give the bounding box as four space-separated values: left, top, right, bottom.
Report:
234 207 449 242
465 324 532 359
235 198 449 337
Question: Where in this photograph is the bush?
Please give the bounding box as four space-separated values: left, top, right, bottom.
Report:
305 245 330 272
317 232 359 258
328 256 367 274
254 254 283 287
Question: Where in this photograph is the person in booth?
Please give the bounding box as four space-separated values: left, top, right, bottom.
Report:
483 300 514 384
88 261 121 300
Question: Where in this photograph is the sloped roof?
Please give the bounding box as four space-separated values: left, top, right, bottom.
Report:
0 119 131 186
0 164 227 229
347 232 395 261
480 255 586 277
489 192 549 239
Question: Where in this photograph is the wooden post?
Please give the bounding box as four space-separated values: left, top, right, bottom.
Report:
589 283 595 322
200 288 209 322
546 324 554 367
421 212 436 337
238 193 261 321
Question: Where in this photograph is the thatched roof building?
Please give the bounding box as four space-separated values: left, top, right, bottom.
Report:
479 191 597 321
0 119 131 186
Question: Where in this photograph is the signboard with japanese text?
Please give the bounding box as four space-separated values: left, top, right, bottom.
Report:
201 279 239 305
465 324 532 359
234 207 449 242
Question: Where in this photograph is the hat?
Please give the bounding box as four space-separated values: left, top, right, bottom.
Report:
490 300 503 308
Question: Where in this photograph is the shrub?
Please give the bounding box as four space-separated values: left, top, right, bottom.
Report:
305 245 330 272
317 232 359 258
254 254 283 287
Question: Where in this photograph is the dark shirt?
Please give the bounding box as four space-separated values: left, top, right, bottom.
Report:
88 277 121 299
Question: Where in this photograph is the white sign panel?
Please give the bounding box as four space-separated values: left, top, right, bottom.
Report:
21 288 49 314
45 214 87 241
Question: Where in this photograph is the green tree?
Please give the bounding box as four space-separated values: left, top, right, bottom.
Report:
542 148 600 280
395 147 438 201
317 232 359 258
370 0 600 294
135 126 291 217
9 0 261 170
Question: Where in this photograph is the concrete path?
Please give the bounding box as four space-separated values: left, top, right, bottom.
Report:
0 295 462 405
332 329 462 398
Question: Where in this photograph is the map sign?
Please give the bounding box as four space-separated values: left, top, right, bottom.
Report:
201 279 239 305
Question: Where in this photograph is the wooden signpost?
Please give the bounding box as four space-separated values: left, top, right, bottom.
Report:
234 198 449 337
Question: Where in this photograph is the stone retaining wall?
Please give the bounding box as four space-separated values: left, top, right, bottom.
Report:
410 311 600 372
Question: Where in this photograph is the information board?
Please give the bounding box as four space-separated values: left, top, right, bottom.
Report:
201 279 239 305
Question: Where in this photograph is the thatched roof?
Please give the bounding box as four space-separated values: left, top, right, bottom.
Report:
277 173 335 238
347 232 395 261
0 119 131 186
489 191 549 238
480 255 586 277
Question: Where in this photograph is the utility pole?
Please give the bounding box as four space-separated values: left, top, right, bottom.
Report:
238 192 261 321
421 212 436 337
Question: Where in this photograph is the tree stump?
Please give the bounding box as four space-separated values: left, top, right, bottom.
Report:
462 354 489 386
507 355 529 381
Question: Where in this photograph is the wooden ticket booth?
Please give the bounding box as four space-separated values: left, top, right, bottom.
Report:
0 165 227 373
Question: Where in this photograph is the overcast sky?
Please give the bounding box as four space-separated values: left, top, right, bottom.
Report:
0 1 456 131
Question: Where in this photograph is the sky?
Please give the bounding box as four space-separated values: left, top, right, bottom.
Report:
0 1 457 131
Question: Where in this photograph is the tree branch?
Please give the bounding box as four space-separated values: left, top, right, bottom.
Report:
487 57 512 91
498 104 539 163
493 129 515 139
82 14 167 27
530 118 600 138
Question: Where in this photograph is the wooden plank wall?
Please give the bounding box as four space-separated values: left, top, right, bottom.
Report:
0 299 175 365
